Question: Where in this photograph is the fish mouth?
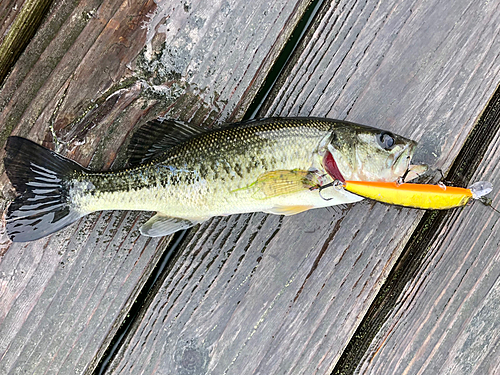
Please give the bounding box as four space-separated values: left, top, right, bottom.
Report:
404 163 428 182
394 149 411 172
394 142 428 181
323 152 345 182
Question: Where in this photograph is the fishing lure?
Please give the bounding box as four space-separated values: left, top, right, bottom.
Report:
340 180 493 210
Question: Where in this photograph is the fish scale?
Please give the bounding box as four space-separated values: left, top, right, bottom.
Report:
74 119 330 217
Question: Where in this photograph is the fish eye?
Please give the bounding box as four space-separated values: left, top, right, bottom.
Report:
377 132 395 150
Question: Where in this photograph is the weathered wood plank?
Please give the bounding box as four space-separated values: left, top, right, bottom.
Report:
355 94 500 374
0 0 312 373
0 0 54 83
107 0 500 374
0 0 25 46
333 75 500 375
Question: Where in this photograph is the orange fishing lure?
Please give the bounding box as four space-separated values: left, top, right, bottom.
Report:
342 180 492 210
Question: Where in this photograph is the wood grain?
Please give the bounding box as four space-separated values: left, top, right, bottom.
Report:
356 101 500 375
333 64 500 375
107 0 500 374
0 0 312 373
0 0 54 83
0 0 25 46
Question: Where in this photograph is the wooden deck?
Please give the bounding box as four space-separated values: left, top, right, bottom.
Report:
1 0 500 374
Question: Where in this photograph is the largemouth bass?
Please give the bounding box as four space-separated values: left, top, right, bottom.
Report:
3 117 426 242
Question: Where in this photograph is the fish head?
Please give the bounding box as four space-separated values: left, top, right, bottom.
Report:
324 122 427 182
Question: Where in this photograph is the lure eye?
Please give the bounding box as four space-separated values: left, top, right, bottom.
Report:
378 132 395 150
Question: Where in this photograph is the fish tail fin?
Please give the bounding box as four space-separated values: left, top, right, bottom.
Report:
4 136 87 242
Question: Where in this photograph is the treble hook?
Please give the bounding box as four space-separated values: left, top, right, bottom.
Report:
479 196 500 215
310 179 344 201
397 168 411 185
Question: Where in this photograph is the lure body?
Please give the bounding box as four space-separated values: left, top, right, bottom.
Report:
343 180 492 210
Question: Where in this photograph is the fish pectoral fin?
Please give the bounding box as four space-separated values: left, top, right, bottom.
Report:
140 213 206 237
265 205 314 216
253 170 320 198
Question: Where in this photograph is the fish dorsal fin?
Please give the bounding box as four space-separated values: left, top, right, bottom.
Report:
140 213 208 237
127 119 208 166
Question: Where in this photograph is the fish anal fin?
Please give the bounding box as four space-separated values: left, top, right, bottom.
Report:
265 205 314 216
140 213 208 237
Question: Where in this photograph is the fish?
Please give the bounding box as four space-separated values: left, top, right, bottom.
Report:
3 117 426 242
341 180 493 210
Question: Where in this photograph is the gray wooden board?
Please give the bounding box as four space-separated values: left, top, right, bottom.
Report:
0 212 168 373
356 117 500 375
107 0 500 374
0 0 312 373
0 0 25 46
